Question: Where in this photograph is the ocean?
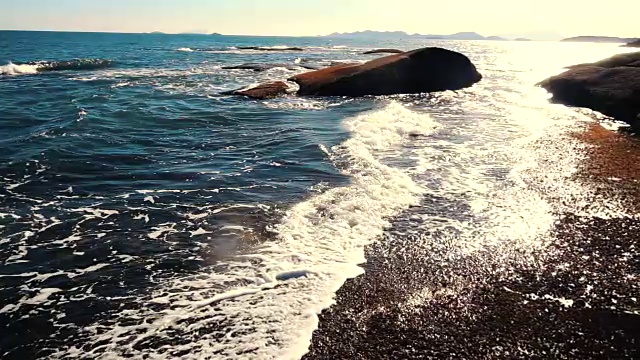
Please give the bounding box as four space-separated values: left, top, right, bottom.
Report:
0 31 635 359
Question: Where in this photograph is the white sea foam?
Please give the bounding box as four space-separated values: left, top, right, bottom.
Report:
0 288 62 314
190 228 212 237
177 47 195 52
0 62 40 76
262 98 329 111
132 213 150 223
48 101 437 359
262 45 297 50
147 224 177 239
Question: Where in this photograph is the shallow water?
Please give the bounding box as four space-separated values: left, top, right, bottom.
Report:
0 31 635 359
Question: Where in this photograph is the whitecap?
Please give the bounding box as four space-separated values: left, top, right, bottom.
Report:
46 101 438 360
0 62 40 76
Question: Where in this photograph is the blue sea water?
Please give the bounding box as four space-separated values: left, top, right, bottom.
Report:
0 31 633 359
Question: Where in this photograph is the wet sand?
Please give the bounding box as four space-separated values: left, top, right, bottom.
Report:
305 123 640 359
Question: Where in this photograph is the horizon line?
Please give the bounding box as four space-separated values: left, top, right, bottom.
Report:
0 28 636 40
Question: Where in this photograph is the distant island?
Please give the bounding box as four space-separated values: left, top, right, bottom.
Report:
323 31 529 41
211 33 223 36
515 38 532 41
561 36 636 43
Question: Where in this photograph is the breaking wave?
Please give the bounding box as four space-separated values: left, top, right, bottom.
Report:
41 101 437 360
1 59 113 76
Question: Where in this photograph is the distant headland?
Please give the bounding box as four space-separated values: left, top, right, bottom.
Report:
320 31 639 43
322 31 516 41
561 36 638 43
321 31 540 41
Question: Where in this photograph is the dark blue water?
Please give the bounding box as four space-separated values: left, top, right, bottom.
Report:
0 31 631 359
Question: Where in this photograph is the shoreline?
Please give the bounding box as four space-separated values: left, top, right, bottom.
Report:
304 123 640 359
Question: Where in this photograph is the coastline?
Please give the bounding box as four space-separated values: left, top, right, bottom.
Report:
304 123 640 359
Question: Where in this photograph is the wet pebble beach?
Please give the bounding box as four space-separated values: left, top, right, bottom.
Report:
305 123 640 359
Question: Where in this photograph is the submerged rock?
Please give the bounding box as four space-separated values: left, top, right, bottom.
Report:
539 52 640 130
222 63 321 72
363 49 404 55
236 46 304 51
289 47 482 96
221 81 290 100
30 59 113 72
222 63 298 72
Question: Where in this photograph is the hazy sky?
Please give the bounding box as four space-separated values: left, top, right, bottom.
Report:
0 0 636 38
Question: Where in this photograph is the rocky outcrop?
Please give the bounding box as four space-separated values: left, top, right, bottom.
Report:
289 47 482 96
221 81 290 100
539 52 640 130
561 36 631 43
568 52 640 69
363 49 404 55
237 46 304 51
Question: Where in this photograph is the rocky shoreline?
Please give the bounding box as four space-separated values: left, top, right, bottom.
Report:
304 124 640 359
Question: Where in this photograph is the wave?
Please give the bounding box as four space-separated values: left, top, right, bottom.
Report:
175 46 311 54
0 62 40 75
236 46 304 51
45 102 436 359
1 59 113 76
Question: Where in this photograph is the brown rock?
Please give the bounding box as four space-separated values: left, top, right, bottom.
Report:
568 52 640 69
289 47 482 96
362 49 404 55
222 81 290 99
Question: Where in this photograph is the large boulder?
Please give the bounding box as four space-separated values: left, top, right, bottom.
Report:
288 47 482 96
221 81 290 100
539 52 640 129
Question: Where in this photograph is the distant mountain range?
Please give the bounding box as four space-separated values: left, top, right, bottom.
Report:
561 36 638 43
322 31 531 41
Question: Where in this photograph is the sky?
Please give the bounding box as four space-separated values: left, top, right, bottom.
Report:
0 0 636 39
